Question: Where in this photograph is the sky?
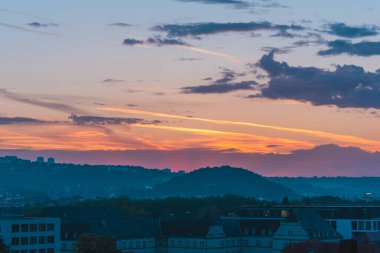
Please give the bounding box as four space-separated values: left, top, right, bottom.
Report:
1 0 380 174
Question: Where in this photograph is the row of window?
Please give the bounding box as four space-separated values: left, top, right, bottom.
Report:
221 239 241 247
170 240 205 248
11 249 54 253
12 224 55 233
352 220 380 231
120 240 154 249
11 236 55 245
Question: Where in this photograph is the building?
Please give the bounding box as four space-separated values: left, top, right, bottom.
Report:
36 157 45 164
237 205 380 239
159 219 242 253
272 212 341 252
238 218 281 253
0 217 61 253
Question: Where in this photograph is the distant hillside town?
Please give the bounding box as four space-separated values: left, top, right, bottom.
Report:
1 156 380 201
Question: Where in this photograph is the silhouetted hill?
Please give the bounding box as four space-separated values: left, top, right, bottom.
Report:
269 176 380 199
153 166 299 200
3 144 380 176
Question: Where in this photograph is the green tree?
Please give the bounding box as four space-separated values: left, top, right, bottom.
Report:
0 237 9 253
74 234 119 253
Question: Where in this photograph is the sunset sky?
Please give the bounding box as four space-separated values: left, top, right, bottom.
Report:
1 0 380 171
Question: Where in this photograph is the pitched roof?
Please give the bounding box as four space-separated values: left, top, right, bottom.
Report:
238 219 281 236
291 212 342 240
160 219 240 237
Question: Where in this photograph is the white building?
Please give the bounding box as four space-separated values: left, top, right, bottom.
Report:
0 216 61 253
272 212 341 253
159 219 242 253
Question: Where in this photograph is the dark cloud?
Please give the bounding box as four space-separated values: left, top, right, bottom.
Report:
318 40 380 57
254 52 380 109
178 57 203 61
182 81 256 94
69 114 162 125
182 68 256 94
0 117 45 125
326 23 378 38
108 22 131 27
122 38 144 46
122 36 190 47
27 22 58 28
101 78 125 83
0 89 85 114
146 36 189 46
176 0 251 8
152 21 303 38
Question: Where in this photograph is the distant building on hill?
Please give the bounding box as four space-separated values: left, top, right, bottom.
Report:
36 156 45 164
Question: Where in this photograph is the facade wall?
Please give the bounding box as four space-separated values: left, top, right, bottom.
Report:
117 238 156 253
0 217 61 253
241 236 272 253
167 237 242 253
272 223 309 253
327 218 380 239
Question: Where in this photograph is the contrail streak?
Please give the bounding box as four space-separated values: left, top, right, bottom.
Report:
97 107 380 148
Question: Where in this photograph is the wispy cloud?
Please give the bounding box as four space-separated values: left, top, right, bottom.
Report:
108 22 131 27
182 68 255 94
69 114 162 125
97 107 380 151
0 89 85 114
0 22 59 36
176 0 251 8
152 21 303 38
27 22 58 28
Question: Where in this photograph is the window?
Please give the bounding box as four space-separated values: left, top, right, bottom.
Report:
143 241 147 248
170 240 175 248
47 249 54 253
366 221 372 230
185 241 189 248
20 250 27 253
373 221 377 230
136 241 140 248
352 221 358 230
12 224 20 233
256 240 261 247
39 224 46 232
129 241 133 249
47 223 54 231
47 236 55 244
30 250 37 253
11 251 19 253
30 224 37 232
358 221 364 230
21 224 28 232
200 241 205 248
39 236 46 244
38 249 46 253
193 241 197 248
30 237 37 245
12 237 20 245
21 237 28 245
